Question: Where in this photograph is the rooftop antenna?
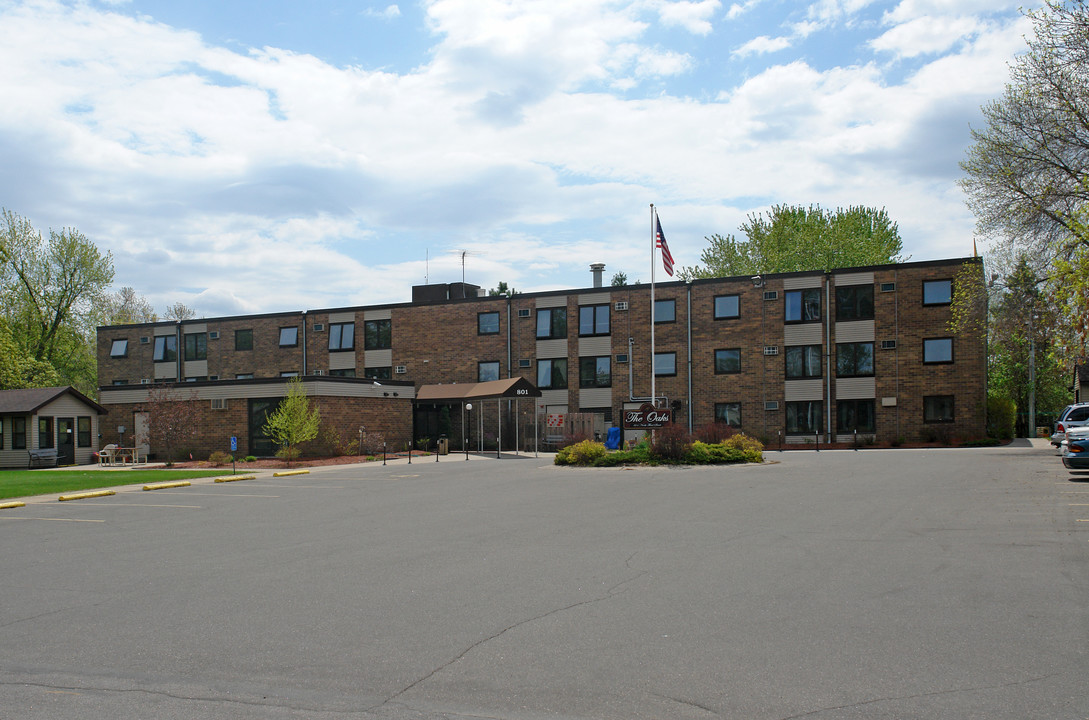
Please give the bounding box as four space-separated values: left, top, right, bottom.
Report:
449 249 478 285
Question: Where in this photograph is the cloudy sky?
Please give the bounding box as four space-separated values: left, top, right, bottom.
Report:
0 0 1031 317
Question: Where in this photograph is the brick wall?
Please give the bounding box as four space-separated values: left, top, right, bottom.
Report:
97 258 987 446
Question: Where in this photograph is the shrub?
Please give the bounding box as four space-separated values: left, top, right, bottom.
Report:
693 422 737 444
208 450 232 466
555 440 607 465
649 423 692 461
275 445 301 464
987 395 1016 440
244 455 257 463
719 433 764 462
360 432 386 456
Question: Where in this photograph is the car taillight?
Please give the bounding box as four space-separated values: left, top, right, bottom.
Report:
1058 422 1066 433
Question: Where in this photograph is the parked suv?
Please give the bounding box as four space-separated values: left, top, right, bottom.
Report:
1051 403 1089 447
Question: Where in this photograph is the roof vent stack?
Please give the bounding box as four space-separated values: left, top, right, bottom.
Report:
590 263 605 288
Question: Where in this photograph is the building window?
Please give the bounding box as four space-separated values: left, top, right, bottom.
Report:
837 400 875 433
329 322 355 351
77 416 92 447
537 358 568 390
923 337 954 364
924 395 955 423
329 368 356 377
236 373 254 379
279 326 298 347
654 352 676 376
235 328 253 351
364 319 392 350
835 342 874 377
654 299 675 323
785 288 821 323
786 401 823 434
478 312 500 335
923 279 952 305
185 376 207 382
13 417 26 450
835 285 874 321
714 402 742 427
578 304 610 336
579 356 611 388
110 339 128 358
364 367 392 380
112 379 127 386
280 371 299 377
536 308 567 339
478 361 500 382
785 345 822 379
714 348 741 374
184 333 207 361
153 335 176 362
38 417 54 448
714 294 740 320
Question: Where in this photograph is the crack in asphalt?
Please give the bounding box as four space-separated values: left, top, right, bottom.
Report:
375 566 650 711
775 673 1059 720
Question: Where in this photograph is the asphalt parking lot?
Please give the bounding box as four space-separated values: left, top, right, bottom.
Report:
1 442 1087 719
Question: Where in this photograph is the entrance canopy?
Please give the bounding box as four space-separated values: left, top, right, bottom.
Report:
415 376 541 403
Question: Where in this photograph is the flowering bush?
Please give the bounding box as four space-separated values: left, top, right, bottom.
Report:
555 440 607 465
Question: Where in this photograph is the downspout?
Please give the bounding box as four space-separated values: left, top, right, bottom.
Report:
506 297 512 451
825 274 832 439
301 311 308 376
894 269 900 440
686 281 693 433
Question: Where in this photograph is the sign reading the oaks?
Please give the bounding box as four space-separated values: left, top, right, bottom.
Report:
623 403 673 429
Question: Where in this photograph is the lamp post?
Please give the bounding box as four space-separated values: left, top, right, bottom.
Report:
465 403 472 460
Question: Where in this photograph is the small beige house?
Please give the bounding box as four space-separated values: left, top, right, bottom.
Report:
0 387 107 468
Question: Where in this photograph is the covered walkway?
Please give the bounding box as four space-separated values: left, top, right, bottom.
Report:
414 377 543 456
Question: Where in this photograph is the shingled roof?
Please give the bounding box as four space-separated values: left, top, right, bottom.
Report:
0 386 107 415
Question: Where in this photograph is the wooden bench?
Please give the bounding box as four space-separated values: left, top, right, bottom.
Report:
28 448 58 469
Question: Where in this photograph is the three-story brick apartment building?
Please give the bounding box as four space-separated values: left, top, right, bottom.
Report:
96 257 985 459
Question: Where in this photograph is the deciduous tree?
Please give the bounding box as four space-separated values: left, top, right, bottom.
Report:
263 378 321 462
680 205 904 279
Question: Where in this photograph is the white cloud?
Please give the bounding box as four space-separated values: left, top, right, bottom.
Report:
655 0 721 35
732 34 793 58
363 4 401 20
870 15 981 57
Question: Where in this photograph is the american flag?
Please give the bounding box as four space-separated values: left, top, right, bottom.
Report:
655 216 674 277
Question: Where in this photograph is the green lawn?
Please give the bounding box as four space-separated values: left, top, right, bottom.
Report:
0 469 229 500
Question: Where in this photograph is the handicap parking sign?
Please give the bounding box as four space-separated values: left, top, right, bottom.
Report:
230 436 238 452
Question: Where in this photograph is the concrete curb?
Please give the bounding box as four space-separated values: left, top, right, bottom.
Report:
0 501 26 509
143 481 192 491
273 469 310 477
214 474 257 483
58 490 116 502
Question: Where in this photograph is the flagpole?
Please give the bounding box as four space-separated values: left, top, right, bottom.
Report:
650 204 656 408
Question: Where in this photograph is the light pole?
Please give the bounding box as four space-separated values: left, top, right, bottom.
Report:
464 403 472 460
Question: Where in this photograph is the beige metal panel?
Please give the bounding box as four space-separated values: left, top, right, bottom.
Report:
363 309 392 321
328 351 356 371
154 363 177 380
833 271 874 286
578 336 612 356
836 433 876 443
577 292 610 305
536 339 567 358
782 275 823 290
154 326 175 336
328 311 355 323
100 381 413 404
882 396 897 407
835 377 875 400
365 349 393 367
538 389 568 408
784 323 823 346
834 321 875 343
579 388 612 408
39 395 96 417
536 296 567 309
183 360 208 377
784 379 823 401
184 323 208 333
